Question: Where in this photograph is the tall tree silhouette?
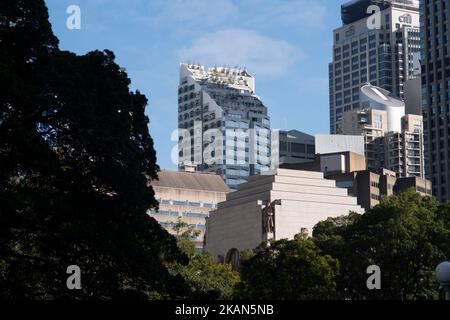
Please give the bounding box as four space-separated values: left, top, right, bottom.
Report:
0 0 188 299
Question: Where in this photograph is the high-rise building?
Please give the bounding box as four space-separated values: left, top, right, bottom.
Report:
178 63 271 191
343 108 387 168
420 0 450 200
329 0 420 134
342 83 425 178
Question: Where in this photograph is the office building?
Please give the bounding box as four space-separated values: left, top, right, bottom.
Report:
420 0 450 200
328 167 431 210
149 169 229 250
342 83 425 178
270 130 316 168
385 113 424 177
283 151 432 210
204 168 364 267
178 63 271 191
342 108 388 168
330 0 420 134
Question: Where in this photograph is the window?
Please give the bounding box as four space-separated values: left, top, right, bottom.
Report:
307 144 316 155
371 194 380 201
182 212 209 218
291 143 306 153
336 180 354 188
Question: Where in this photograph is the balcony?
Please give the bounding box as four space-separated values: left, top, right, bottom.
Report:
407 152 421 158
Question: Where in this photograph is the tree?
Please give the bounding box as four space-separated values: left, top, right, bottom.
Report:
313 190 450 300
0 0 189 299
169 219 240 300
234 232 339 300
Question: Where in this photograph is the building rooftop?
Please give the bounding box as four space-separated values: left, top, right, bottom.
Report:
151 170 230 193
180 63 255 93
361 83 404 108
341 0 419 24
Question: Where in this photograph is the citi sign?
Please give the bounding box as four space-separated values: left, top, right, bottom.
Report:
399 13 412 24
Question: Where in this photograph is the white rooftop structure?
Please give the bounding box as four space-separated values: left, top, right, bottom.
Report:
315 134 365 156
180 63 255 93
360 83 406 133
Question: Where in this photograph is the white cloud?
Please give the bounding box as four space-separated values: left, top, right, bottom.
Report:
178 28 303 77
241 0 328 29
146 0 239 29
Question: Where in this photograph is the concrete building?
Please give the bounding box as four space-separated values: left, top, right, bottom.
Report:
343 107 388 139
342 84 425 178
330 0 420 134
178 63 271 191
204 168 364 266
420 0 450 200
315 134 365 156
270 130 315 168
149 169 229 250
283 151 367 174
386 113 424 176
283 151 432 210
342 107 388 168
329 167 432 210
395 175 433 196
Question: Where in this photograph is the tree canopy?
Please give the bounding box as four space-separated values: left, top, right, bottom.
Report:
235 232 339 300
313 190 450 300
0 0 188 299
169 219 240 300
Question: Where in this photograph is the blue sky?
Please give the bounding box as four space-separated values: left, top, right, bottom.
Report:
45 0 343 169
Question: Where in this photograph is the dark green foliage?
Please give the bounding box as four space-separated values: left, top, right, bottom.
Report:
0 0 189 299
170 219 240 300
235 233 339 300
313 190 450 300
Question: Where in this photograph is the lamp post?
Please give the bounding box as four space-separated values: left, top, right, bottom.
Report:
436 262 450 300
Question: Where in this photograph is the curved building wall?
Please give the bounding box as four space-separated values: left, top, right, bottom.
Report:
360 84 405 132
384 104 405 132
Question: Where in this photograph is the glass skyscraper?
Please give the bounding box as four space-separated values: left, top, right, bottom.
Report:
178 63 271 191
420 0 450 200
329 0 421 134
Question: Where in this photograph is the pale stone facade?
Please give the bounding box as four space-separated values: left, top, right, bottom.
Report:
204 168 364 263
149 170 229 250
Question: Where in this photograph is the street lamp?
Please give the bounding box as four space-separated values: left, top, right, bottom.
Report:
436 262 450 300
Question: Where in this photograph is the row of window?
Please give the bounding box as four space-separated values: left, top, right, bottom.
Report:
150 210 210 219
158 199 217 208
178 84 195 94
279 142 315 154
159 221 206 230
